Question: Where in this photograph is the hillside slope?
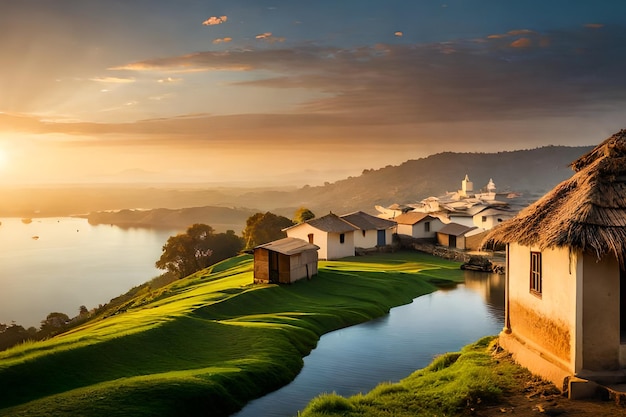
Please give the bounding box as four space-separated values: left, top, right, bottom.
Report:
0 253 463 417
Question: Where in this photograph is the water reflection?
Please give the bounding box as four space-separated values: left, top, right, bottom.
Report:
0 217 179 327
233 271 504 417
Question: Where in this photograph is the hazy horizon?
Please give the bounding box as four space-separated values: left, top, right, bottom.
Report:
1 1 625 186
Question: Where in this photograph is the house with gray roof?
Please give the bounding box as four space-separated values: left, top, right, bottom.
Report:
284 212 358 260
340 211 396 249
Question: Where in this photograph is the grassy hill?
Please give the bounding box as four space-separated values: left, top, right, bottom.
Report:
0 252 466 417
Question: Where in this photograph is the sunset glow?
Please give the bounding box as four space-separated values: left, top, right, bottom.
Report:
1 1 626 186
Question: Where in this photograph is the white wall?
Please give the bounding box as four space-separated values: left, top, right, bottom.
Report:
507 243 578 372
286 223 354 260
286 223 328 259
448 215 475 228
473 213 515 230
353 228 393 248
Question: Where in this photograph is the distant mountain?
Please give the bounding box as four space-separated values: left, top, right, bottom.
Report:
244 145 594 217
1 146 594 231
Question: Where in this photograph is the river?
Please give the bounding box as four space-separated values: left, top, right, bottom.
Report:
233 271 504 417
0 217 180 328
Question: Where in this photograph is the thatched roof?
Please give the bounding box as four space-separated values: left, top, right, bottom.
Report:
483 129 626 264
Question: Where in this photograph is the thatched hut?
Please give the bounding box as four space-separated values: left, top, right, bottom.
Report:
483 129 626 397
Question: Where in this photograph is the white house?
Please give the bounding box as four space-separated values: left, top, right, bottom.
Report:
340 211 396 249
284 212 357 260
393 212 443 239
473 207 516 230
483 130 626 398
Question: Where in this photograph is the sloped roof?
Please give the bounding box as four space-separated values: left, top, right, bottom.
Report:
484 129 626 265
340 211 396 230
285 212 358 233
438 222 477 237
255 237 319 255
393 212 433 225
476 208 515 218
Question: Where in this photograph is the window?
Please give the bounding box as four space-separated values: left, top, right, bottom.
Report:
481 216 487 223
362 230 366 237
339 233 345 244
530 251 542 296
424 221 430 232
308 233 314 244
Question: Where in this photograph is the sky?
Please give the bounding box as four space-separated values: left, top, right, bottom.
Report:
1 0 626 186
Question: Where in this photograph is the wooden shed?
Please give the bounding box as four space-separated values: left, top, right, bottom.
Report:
253 237 319 284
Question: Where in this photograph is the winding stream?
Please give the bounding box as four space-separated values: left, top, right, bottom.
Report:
233 270 505 417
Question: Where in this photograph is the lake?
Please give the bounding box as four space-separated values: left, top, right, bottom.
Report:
233 271 504 417
0 217 180 328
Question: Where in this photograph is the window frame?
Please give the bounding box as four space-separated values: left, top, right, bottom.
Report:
530 251 542 297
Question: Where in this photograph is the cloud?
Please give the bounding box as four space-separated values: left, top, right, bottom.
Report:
157 77 182 83
202 16 227 26
394 31 403 37
254 32 286 43
256 32 272 39
90 76 135 84
510 37 532 48
584 23 604 29
11 24 626 141
212 37 233 44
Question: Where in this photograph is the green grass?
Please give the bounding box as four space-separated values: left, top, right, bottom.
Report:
0 251 464 417
298 337 517 417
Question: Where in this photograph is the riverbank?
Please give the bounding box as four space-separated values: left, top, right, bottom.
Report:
0 252 465 417
298 337 626 417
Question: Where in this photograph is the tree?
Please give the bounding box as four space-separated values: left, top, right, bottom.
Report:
156 224 243 279
242 212 295 249
39 312 70 338
293 207 315 224
156 224 215 279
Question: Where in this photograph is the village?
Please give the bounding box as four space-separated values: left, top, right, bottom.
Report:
252 130 626 405
252 173 520 285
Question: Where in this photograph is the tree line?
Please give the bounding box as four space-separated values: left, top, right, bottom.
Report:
0 208 316 351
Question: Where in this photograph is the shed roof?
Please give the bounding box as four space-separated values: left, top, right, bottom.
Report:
393 212 433 225
438 223 477 237
340 211 396 230
483 129 626 265
255 237 319 256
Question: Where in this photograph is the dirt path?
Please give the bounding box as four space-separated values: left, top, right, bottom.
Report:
474 351 626 417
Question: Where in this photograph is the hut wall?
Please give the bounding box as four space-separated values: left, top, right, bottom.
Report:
253 248 270 283
436 233 448 247
277 253 291 284
581 252 620 371
287 250 318 283
507 243 577 372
